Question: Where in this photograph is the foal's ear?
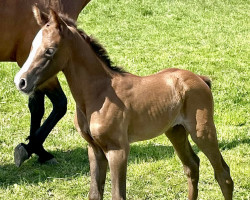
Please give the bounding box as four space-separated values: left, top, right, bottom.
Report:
32 5 48 27
48 9 67 33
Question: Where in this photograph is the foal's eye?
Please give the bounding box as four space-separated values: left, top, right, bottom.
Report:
45 48 55 57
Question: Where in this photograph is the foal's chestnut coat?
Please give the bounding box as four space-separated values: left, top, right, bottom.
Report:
15 8 234 200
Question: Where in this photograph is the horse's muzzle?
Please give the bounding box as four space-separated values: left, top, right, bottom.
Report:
18 78 27 91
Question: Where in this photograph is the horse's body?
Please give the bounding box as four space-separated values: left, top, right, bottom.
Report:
0 0 91 166
0 0 90 64
15 8 234 200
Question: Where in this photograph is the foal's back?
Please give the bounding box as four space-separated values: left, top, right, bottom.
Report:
109 68 211 143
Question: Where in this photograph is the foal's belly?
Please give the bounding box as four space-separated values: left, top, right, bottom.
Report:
128 128 169 144
127 110 180 143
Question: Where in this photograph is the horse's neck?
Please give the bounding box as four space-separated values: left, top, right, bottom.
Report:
39 0 87 20
59 0 89 20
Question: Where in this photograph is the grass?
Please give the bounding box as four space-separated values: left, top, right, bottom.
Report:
0 0 249 199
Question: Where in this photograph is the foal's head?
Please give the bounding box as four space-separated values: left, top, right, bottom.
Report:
15 6 71 94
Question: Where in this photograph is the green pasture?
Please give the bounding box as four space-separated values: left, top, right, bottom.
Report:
0 0 249 199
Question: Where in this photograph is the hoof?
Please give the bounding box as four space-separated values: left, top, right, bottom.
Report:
44 158 58 165
14 144 29 167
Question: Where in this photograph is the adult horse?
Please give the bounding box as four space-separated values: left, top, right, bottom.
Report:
15 8 234 200
0 0 91 166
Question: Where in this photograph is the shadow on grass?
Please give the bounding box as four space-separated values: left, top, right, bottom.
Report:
0 147 89 188
190 137 250 154
1 137 246 187
129 143 175 164
219 138 250 150
0 143 175 188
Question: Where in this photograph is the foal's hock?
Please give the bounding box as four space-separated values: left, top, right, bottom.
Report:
15 7 234 200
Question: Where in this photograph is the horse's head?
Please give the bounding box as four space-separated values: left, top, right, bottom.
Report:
15 6 69 94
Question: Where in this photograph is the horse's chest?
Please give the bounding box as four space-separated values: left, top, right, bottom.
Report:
88 105 127 141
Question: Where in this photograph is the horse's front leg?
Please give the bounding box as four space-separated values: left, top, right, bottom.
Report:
88 144 108 200
106 143 130 200
14 78 67 166
14 90 46 167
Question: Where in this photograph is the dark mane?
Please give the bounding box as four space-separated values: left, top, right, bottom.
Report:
61 15 126 74
58 13 77 28
84 35 126 73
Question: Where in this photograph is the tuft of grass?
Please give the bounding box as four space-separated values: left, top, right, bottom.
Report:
0 0 249 199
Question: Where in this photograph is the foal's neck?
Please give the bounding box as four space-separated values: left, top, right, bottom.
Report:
62 30 115 112
66 29 115 77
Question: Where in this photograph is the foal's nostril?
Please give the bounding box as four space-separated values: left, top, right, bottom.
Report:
19 78 27 90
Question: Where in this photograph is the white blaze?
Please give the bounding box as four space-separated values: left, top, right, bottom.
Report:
14 30 43 88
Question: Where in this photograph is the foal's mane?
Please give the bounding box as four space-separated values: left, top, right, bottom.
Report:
60 15 126 73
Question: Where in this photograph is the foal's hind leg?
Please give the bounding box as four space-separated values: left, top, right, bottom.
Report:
186 110 233 200
166 125 200 200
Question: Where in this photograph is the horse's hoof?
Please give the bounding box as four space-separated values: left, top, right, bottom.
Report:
44 158 58 165
14 144 29 167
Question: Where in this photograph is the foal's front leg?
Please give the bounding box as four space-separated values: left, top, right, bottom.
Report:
88 144 108 200
106 144 130 200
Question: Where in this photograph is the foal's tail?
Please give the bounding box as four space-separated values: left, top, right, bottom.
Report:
198 75 211 89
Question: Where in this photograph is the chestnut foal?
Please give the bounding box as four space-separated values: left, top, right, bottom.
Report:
15 7 233 200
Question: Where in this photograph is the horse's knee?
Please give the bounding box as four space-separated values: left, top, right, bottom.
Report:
183 158 200 200
215 170 232 184
28 92 45 117
53 93 67 117
183 158 200 181
214 169 234 199
45 83 68 117
89 192 102 200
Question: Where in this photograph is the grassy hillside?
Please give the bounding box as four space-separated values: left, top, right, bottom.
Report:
0 0 249 199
